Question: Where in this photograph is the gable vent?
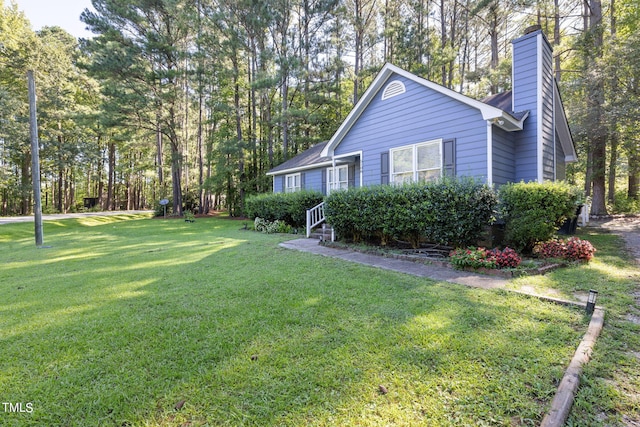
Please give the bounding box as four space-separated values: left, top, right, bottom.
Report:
381 80 406 100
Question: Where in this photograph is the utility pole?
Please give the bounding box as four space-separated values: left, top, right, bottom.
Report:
28 70 44 246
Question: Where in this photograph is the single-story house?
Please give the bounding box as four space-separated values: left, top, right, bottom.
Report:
267 27 577 196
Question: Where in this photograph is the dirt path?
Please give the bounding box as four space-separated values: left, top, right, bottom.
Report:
593 216 640 264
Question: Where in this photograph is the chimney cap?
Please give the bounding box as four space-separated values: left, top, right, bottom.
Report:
524 25 542 35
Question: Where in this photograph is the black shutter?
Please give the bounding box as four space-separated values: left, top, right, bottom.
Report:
381 151 390 184
443 139 456 177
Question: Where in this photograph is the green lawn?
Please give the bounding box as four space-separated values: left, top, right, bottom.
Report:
512 227 640 425
0 214 631 426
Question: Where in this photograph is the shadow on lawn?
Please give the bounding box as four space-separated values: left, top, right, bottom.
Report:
0 217 587 426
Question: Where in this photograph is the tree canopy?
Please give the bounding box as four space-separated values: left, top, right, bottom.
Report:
0 0 636 216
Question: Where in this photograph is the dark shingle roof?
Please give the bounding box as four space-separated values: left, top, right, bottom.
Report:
267 141 331 175
482 90 529 121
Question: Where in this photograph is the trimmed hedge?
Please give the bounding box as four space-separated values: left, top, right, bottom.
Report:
499 181 578 252
325 178 497 248
244 191 324 228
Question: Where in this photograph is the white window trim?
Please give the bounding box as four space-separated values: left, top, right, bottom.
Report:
327 165 349 194
390 139 443 184
285 173 301 193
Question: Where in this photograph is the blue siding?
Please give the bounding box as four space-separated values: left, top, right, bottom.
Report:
334 75 488 185
304 169 323 193
512 30 556 183
492 126 515 186
513 32 540 182
274 175 283 192
541 44 555 181
272 168 324 193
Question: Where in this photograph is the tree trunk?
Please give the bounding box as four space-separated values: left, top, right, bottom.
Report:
587 0 607 215
21 154 30 215
629 149 640 200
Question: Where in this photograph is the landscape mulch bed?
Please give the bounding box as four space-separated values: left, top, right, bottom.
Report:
320 240 569 278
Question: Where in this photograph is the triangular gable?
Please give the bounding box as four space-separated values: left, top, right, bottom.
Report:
322 63 527 158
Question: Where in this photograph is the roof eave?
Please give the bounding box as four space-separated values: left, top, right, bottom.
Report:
490 110 529 131
266 160 335 176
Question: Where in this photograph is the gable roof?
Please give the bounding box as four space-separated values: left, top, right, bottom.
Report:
322 63 529 158
266 141 332 176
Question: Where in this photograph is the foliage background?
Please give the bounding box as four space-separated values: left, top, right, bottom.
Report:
1 0 639 216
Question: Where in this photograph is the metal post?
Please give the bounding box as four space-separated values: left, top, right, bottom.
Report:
27 70 44 247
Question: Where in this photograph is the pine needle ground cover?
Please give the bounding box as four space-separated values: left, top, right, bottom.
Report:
1 215 588 426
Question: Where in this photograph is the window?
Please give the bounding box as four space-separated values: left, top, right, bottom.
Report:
390 140 442 184
285 173 301 193
327 165 349 193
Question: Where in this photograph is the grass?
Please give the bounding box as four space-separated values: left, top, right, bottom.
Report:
511 227 640 425
0 214 627 426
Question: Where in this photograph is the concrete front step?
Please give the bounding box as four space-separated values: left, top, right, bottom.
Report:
309 224 334 241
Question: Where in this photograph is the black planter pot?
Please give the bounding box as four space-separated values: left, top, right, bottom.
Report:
558 205 583 235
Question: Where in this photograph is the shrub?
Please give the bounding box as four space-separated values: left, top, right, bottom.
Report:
499 181 578 252
449 247 497 269
325 177 496 248
244 191 324 228
533 237 596 262
565 237 596 261
532 239 566 259
611 190 640 214
423 177 497 247
254 217 292 234
489 247 522 268
450 246 521 270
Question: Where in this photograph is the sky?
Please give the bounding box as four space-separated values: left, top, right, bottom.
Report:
12 0 96 39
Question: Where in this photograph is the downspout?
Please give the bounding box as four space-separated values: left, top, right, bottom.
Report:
487 121 493 186
553 83 557 181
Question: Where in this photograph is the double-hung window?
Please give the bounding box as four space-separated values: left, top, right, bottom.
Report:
390 139 442 184
327 165 349 193
285 173 301 193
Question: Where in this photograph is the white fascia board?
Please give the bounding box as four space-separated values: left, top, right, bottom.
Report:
554 82 578 162
265 161 334 176
537 34 544 183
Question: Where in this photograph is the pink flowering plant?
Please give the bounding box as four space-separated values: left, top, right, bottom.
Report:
449 247 521 270
533 237 596 262
489 247 522 268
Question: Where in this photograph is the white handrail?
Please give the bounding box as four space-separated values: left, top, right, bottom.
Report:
306 202 325 238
